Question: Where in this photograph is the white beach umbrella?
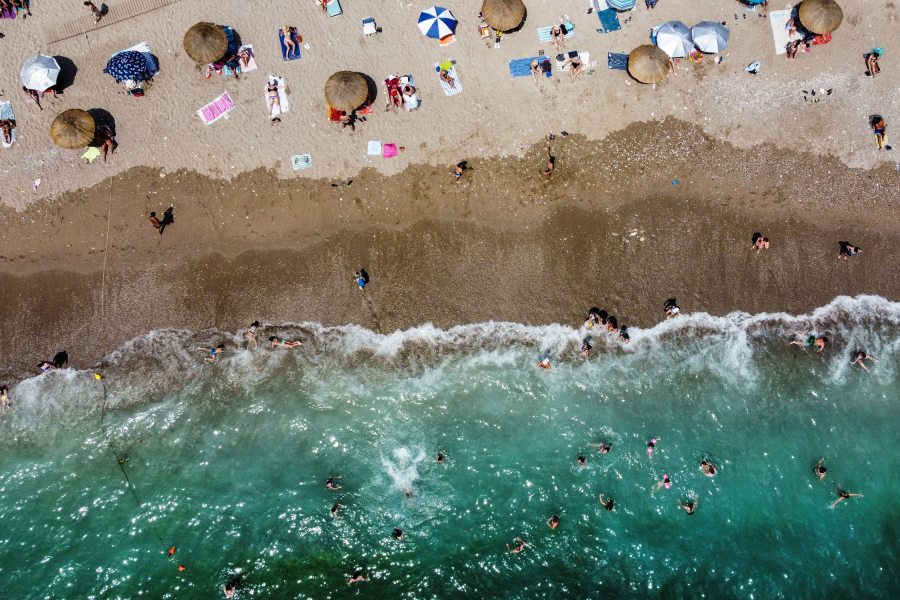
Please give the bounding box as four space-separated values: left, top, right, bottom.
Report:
21 54 61 91
656 21 694 58
691 21 730 54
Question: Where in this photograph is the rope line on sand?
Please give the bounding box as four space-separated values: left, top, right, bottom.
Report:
95 177 171 557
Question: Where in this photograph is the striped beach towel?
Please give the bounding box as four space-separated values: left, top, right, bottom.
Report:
198 92 236 125
434 62 463 96
0 101 16 147
537 26 574 43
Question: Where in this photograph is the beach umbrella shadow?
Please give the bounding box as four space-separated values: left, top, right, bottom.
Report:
87 108 116 137
360 73 379 106
52 56 78 93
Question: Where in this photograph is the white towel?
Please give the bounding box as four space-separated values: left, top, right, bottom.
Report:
266 76 289 117
770 10 803 55
557 52 590 71
435 63 463 96
368 140 382 155
591 0 609 11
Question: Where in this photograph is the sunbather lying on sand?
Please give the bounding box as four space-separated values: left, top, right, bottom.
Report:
0 120 14 145
402 84 419 110
440 69 457 89
282 26 300 59
22 87 42 110
261 79 284 117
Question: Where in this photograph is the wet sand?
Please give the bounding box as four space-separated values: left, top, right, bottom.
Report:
1 119 900 371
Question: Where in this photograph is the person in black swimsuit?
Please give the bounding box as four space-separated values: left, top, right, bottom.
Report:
679 498 697 515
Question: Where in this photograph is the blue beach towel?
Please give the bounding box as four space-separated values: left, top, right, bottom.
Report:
608 52 628 70
279 31 301 61
597 9 621 33
326 0 342 17
509 57 552 78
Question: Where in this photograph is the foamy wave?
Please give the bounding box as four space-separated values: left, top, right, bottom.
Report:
2 295 898 428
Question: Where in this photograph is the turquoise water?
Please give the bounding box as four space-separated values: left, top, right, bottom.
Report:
2 296 900 599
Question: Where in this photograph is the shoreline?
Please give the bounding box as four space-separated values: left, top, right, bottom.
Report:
2 120 900 370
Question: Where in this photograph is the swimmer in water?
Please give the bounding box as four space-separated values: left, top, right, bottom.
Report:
647 437 659 458
269 336 303 349
547 515 560 529
577 456 587 468
654 474 672 491
246 321 260 349
599 493 614 511
679 498 697 515
814 458 826 480
197 344 225 362
831 489 863 508
589 442 612 454
347 570 368 585
538 358 552 370
326 476 342 490
223 578 240 597
437 451 446 463
0 385 10 412
392 528 403 540
850 350 879 372
581 342 592 356
790 332 829 352
700 460 717 477
507 537 527 553
404 487 413 498
331 503 345 517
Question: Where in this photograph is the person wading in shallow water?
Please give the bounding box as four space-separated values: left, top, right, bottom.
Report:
543 147 555 182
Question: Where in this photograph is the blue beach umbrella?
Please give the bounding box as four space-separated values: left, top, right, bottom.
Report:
607 0 637 11
417 6 457 39
103 51 152 83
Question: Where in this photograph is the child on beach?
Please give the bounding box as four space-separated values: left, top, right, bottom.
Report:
790 333 828 351
197 344 225 362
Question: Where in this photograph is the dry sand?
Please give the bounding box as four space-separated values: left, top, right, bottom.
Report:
0 0 898 206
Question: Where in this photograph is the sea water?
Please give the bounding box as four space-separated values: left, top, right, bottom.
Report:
2 295 900 599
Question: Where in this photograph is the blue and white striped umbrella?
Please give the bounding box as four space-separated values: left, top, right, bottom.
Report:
607 0 636 11
103 51 152 83
417 6 457 39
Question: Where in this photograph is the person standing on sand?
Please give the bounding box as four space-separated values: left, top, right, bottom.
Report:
454 161 472 183
543 148 555 181
355 270 369 290
149 212 162 235
85 1 102 24
871 116 889 151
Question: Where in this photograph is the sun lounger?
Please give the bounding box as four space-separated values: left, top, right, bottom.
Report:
198 92 236 125
434 62 462 96
326 0 342 18
280 31 301 61
265 76 289 117
538 24 575 43
557 51 590 71
363 17 377 35
607 52 628 70
509 57 552 78
292 154 312 170
770 10 803 55
596 10 621 33
0 101 16 148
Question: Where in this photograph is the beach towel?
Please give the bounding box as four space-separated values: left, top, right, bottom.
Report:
597 10 621 33
591 0 610 10
328 105 342 121
326 0 342 18
557 51 590 71
509 57 552 78
439 34 456 46
383 143 398 158
82 147 102 162
0 5 16 19
292 154 312 170
608 52 629 70
368 140 382 155
198 92 236 125
0 101 15 148
265 76 289 117
280 31 301 61
434 62 463 96
538 26 574 43
770 10 802 55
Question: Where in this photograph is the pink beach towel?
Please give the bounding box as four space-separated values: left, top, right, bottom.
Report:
198 92 236 125
383 143 398 158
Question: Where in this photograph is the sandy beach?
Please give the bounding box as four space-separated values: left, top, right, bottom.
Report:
0 0 898 369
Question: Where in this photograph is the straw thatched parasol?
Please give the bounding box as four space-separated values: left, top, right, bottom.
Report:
183 22 228 63
628 45 671 84
481 0 525 32
324 71 368 112
798 0 843 35
50 109 95 150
